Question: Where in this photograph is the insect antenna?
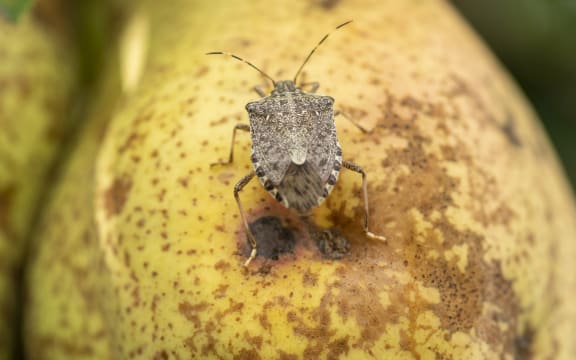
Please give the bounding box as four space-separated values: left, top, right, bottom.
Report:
292 20 352 85
206 51 276 86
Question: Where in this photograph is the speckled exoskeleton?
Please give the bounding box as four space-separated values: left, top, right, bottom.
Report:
209 21 385 266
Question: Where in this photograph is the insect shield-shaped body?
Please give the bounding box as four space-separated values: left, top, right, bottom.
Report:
247 80 341 214
209 21 385 266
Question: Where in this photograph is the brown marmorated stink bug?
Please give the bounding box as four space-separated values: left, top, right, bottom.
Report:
208 21 386 266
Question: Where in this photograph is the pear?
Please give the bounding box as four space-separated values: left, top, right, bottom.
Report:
25 0 576 358
24 65 120 358
0 11 76 358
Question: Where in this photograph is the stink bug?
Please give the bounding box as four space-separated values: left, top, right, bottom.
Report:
209 21 386 266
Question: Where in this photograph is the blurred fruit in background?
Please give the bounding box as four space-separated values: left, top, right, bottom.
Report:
452 0 576 191
0 0 114 357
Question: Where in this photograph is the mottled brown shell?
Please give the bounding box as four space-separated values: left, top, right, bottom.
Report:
247 87 342 212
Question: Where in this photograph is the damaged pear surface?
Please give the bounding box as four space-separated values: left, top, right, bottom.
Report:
26 0 576 358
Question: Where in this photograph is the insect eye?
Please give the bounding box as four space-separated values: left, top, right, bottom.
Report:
320 96 334 106
245 102 261 114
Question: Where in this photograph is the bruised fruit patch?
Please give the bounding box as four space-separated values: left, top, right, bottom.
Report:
313 228 350 259
514 325 535 359
314 0 341 10
245 216 295 260
309 86 524 356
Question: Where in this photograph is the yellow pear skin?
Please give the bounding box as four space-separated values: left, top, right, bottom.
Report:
26 0 576 358
23 53 122 358
0 12 75 358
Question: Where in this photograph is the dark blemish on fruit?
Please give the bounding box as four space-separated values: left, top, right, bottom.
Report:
153 350 169 360
326 336 351 359
233 348 261 360
243 332 263 350
118 132 141 154
514 326 534 359
103 176 133 218
314 228 350 259
195 66 209 77
237 38 252 48
501 114 522 147
244 216 295 260
214 260 231 271
178 177 189 187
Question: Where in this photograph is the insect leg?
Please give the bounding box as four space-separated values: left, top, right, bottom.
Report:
299 82 320 93
334 110 369 133
254 84 268 98
234 171 258 267
342 160 386 242
211 124 250 167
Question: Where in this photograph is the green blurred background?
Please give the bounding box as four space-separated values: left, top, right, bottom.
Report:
452 0 576 192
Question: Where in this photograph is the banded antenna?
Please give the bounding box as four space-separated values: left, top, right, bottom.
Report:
292 20 352 84
206 51 276 86
207 20 352 88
